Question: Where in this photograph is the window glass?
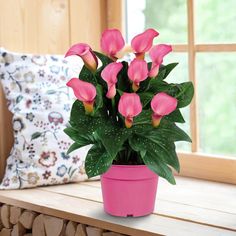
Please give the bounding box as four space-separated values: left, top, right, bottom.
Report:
197 53 236 155
126 0 187 43
196 0 236 43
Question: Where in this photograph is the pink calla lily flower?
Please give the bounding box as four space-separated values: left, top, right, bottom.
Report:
151 92 177 127
65 43 98 73
131 29 159 59
149 44 172 78
101 29 125 60
128 59 149 92
118 93 142 128
101 62 123 99
67 78 96 114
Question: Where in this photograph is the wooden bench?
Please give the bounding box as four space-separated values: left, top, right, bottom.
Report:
0 176 236 235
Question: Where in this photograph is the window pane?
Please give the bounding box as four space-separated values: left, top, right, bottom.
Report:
164 53 191 151
197 53 236 156
196 0 236 43
126 0 187 43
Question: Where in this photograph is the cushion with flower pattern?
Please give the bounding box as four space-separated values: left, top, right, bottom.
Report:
0 48 92 189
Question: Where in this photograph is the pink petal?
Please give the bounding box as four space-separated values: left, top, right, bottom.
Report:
65 43 90 57
101 62 123 99
151 92 177 116
148 64 160 78
118 93 142 118
65 43 98 72
101 29 125 57
106 83 116 99
128 59 148 83
131 29 159 53
149 44 172 65
66 78 96 102
101 62 123 84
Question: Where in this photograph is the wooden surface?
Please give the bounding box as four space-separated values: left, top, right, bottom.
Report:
178 152 236 184
0 177 235 236
0 0 236 186
187 0 199 152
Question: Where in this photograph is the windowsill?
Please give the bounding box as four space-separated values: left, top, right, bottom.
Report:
0 176 235 235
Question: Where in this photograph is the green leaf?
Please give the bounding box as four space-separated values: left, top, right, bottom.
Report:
96 123 131 159
156 67 167 81
79 66 96 85
139 78 152 92
141 151 176 184
138 92 153 107
147 81 194 108
160 63 178 80
165 109 185 123
148 119 192 143
129 134 180 173
64 127 94 144
149 63 178 82
67 142 85 154
175 82 194 108
117 61 131 92
94 84 103 113
148 80 169 93
85 144 113 178
31 132 42 140
69 100 106 135
133 110 152 125
94 51 113 67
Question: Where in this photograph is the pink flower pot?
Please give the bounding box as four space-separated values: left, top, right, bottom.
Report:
101 165 158 217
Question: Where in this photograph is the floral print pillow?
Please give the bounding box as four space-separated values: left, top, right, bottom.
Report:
0 48 91 189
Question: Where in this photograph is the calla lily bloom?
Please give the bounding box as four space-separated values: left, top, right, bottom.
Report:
118 93 142 128
101 29 125 60
131 29 159 59
151 92 177 127
67 78 96 114
128 59 148 92
101 62 123 99
149 44 172 78
65 43 98 73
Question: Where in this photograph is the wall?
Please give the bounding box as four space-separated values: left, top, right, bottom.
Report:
0 0 111 181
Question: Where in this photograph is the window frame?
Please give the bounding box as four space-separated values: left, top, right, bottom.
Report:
106 0 236 184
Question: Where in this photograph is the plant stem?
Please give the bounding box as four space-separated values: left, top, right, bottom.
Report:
111 98 116 118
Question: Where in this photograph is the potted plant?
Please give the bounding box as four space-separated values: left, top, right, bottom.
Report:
64 28 194 217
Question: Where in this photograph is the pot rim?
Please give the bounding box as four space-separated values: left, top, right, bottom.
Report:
111 164 147 168
102 164 158 180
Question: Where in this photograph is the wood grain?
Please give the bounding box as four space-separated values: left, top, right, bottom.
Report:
187 0 199 152
0 187 235 235
178 152 236 184
0 204 12 229
38 177 236 231
10 206 22 225
69 0 106 51
0 0 70 54
106 0 125 34
32 214 45 236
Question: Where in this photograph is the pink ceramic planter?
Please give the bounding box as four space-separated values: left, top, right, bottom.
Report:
101 165 158 217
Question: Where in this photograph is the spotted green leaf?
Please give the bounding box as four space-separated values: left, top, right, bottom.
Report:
85 144 113 178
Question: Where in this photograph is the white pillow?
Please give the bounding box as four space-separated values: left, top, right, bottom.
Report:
0 48 92 189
